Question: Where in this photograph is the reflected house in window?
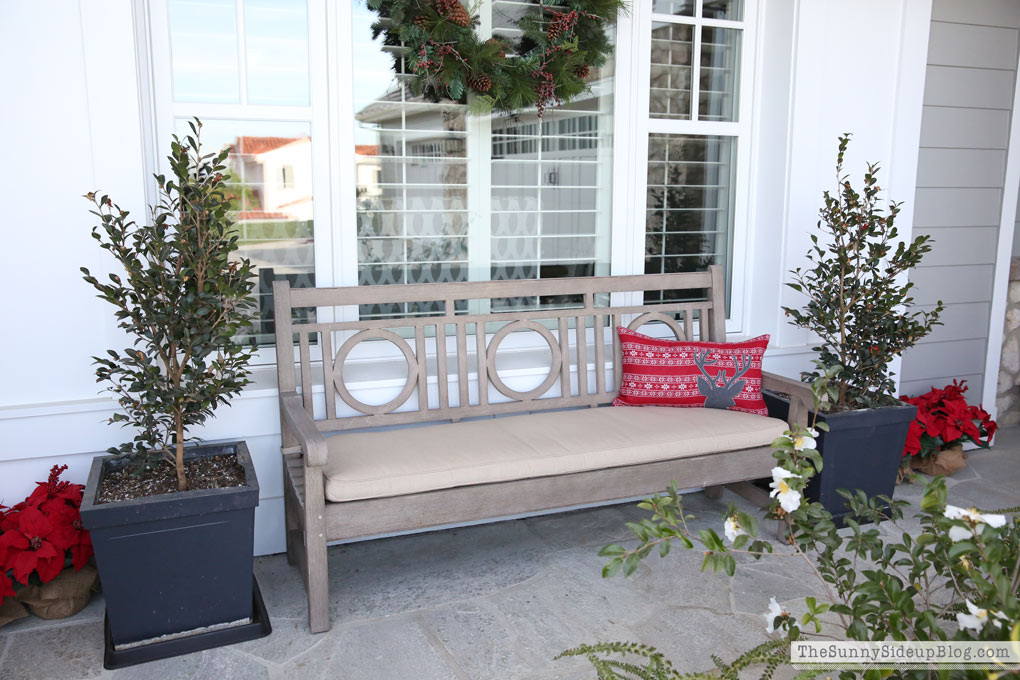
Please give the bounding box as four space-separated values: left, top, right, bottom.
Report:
353 67 610 317
226 135 316 345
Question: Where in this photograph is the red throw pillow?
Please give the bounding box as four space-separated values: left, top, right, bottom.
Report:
613 328 770 416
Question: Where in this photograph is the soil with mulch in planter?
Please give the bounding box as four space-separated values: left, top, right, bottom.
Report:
97 455 246 504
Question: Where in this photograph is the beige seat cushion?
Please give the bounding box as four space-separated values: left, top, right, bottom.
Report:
322 407 783 503
323 406 787 503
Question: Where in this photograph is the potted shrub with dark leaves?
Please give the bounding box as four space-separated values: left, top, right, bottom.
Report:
764 134 943 522
78 120 269 668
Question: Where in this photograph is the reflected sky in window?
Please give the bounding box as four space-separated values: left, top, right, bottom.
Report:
168 0 309 106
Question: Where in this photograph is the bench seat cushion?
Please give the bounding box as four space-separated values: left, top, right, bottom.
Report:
323 406 787 503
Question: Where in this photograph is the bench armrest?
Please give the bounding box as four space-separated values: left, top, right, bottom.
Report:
762 371 814 428
281 391 328 468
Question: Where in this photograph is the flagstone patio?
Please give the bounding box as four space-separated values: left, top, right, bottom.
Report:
2 428 1019 680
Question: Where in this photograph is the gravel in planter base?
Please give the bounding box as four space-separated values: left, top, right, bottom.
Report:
97 454 246 503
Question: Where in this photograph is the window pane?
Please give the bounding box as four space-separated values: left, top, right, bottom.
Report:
168 0 240 103
353 2 469 319
490 79 613 312
653 0 695 16
700 27 741 122
244 0 310 105
353 1 614 318
645 134 735 305
178 119 316 346
702 0 743 21
650 23 693 120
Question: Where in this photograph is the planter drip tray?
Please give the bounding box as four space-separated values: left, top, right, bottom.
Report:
103 576 272 670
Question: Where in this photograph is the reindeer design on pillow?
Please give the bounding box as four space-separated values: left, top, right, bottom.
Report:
693 350 752 410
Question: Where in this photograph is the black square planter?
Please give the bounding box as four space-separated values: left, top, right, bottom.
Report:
80 442 268 658
764 392 916 522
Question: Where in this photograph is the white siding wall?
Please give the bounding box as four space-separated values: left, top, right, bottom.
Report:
901 0 1020 400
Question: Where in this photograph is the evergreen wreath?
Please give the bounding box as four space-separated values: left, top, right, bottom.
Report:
366 0 626 116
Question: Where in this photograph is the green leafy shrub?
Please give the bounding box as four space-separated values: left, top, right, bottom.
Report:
784 135 943 410
568 368 1019 679
81 120 256 491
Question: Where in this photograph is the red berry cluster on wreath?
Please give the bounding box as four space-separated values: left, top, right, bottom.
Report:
415 40 458 75
547 9 580 41
0 465 93 601
532 68 558 115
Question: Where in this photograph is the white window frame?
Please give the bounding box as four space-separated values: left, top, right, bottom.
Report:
139 0 760 369
617 0 760 336
146 0 335 366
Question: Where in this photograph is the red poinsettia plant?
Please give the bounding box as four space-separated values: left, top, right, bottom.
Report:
900 380 997 458
0 465 93 602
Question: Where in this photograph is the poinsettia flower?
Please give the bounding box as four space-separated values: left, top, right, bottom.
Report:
0 524 29 566
0 572 15 600
903 420 923 457
769 467 802 513
4 507 65 584
70 529 93 572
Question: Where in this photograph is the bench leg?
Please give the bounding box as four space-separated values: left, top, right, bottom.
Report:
285 528 300 566
704 484 724 500
303 469 331 634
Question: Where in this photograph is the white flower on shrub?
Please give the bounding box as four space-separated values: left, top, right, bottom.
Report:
724 515 749 544
769 467 802 513
956 600 1009 634
943 505 1007 542
791 432 816 452
765 597 786 633
807 427 819 438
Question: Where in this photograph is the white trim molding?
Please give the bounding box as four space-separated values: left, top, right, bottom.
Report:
983 49 1020 418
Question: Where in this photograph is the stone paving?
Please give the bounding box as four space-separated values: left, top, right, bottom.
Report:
2 429 1018 680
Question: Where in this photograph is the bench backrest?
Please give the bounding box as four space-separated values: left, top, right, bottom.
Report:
273 266 726 436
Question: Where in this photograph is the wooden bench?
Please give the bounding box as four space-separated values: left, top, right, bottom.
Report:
273 266 813 632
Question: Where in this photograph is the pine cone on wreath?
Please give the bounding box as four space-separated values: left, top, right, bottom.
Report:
574 63 591 80
467 73 493 92
486 38 506 59
434 0 471 28
413 14 431 29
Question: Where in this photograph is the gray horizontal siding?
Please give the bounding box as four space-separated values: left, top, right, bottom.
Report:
924 66 1016 109
919 106 1011 149
916 148 1007 187
902 0 1018 403
910 265 995 306
927 22 1018 69
914 188 1002 227
914 302 992 344
914 227 999 266
902 339 988 382
930 0 1020 29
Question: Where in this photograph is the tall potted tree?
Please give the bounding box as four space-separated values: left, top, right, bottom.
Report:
765 134 943 521
78 120 270 668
